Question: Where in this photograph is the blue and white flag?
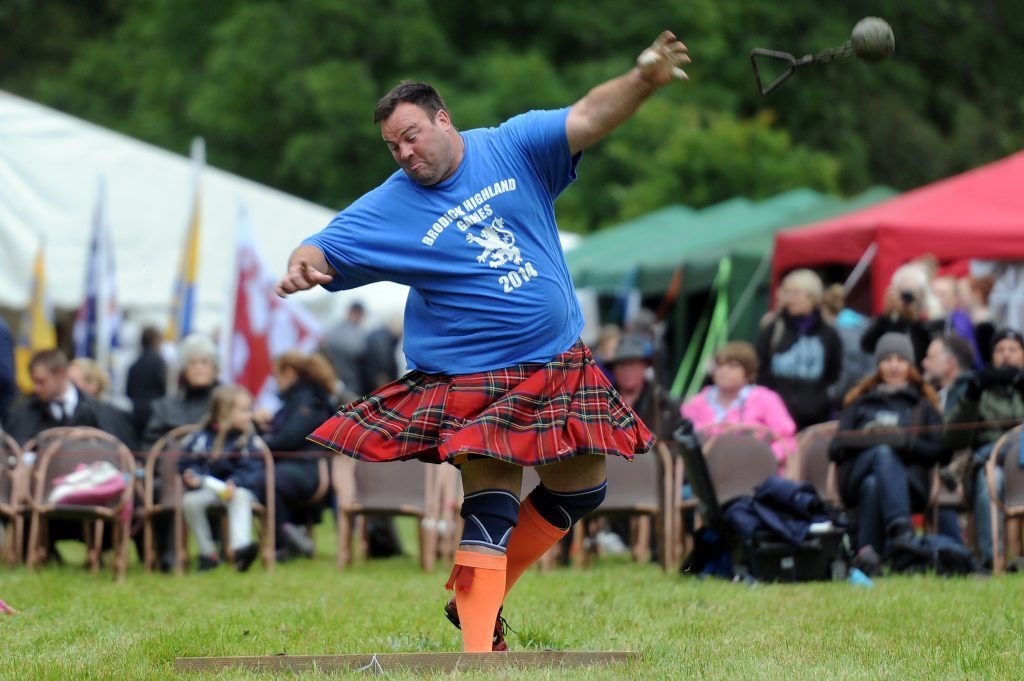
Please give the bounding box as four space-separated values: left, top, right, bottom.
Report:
73 176 121 368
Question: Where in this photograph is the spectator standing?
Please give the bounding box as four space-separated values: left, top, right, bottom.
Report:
683 341 796 473
860 263 933 370
178 384 264 572
126 326 169 436
320 302 368 399
821 283 873 404
829 333 949 566
756 269 842 430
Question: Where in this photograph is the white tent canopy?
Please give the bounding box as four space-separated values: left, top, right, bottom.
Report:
0 90 409 334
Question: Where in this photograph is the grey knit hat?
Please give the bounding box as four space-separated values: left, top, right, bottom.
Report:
874 332 915 365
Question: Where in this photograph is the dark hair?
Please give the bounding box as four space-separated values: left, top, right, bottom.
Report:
941 335 974 371
28 348 68 373
141 326 163 349
373 81 448 124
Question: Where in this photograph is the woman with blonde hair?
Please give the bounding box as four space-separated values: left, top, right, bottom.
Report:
178 384 265 572
755 268 842 429
256 351 338 560
829 333 950 571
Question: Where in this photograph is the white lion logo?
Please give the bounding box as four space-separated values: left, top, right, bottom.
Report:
465 217 522 268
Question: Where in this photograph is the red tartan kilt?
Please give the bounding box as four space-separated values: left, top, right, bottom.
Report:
307 340 653 466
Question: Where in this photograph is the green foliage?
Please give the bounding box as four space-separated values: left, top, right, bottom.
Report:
2 0 1022 231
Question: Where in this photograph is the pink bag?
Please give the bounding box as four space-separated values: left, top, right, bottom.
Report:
47 461 127 509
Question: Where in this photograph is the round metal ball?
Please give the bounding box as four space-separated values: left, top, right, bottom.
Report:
851 17 895 62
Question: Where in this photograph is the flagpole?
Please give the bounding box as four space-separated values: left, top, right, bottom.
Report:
168 137 205 343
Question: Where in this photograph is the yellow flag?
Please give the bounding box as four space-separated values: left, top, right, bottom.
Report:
15 246 57 393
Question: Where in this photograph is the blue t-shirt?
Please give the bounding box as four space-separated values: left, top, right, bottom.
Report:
303 107 584 374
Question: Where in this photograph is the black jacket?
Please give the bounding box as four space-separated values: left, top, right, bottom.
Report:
126 349 168 434
829 384 949 506
5 388 137 450
142 384 216 450
756 310 843 430
262 383 335 453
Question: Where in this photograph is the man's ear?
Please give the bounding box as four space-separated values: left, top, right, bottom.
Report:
435 108 451 129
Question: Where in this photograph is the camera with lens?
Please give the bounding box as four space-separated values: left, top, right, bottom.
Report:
899 290 916 305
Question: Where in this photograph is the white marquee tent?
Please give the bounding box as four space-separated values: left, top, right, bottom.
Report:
0 89 409 335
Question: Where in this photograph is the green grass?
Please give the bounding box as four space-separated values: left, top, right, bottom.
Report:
1 519 1022 680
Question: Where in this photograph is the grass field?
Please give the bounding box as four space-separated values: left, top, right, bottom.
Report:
1 519 1022 680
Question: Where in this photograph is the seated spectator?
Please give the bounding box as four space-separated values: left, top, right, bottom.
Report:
945 327 1024 568
4 349 136 449
860 263 933 371
755 269 842 430
126 326 169 436
178 384 264 572
683 341 795 473
68 357 110 399
143 333 219 449
255 351 338 561
923 335 975 416
607 335 682 443
829 333 949 567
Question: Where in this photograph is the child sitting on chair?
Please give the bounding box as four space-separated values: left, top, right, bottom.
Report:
179 384 265 572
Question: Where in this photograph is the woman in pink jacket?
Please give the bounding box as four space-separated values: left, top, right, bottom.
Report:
681 341 797 473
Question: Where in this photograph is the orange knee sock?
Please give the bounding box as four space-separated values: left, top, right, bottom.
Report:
447 550 507 652
503 497 568 597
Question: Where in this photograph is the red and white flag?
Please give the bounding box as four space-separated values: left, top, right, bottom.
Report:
226 202 322 411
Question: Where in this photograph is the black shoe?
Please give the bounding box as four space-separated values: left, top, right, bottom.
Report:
444 597 510 651
852 545 882 577
234 543 260 572
197 554 220 572
276 546 295 563
282 523 315 558
887 535 932 574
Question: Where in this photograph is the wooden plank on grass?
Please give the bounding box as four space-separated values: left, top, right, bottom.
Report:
175 650 639 674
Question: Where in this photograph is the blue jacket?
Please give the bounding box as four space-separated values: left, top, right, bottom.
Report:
725 477 830 546
177 427 266 496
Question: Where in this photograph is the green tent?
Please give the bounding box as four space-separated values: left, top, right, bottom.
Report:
566 186 897 396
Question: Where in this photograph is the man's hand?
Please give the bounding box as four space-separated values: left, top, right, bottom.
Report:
275 246 334 297
636 31 690 86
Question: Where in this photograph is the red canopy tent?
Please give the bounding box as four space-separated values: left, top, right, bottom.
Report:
772 150 1024 313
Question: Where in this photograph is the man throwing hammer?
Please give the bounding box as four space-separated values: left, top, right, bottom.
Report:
275 31 689 652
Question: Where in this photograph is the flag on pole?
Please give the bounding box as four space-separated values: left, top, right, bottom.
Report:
73 176 121 369
167 138 205 342
226 201 322 411
15 244 57 393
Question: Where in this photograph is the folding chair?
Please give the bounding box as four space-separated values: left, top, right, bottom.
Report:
332 457 440 571
987 426 1024 575
569 444 674 570
793 421 840 505
146 426 277 572
0 431 26 565
142 425 197 574
25 427 135 581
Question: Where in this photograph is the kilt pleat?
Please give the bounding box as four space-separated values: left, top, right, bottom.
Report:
307 339 653 466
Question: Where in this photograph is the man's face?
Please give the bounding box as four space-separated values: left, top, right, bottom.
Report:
993 339 1024 368
30 365 66 402
381 102 458 186
922 339 952 385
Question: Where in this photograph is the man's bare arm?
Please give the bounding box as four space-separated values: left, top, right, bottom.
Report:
274 244 336 297
566 31 689 155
